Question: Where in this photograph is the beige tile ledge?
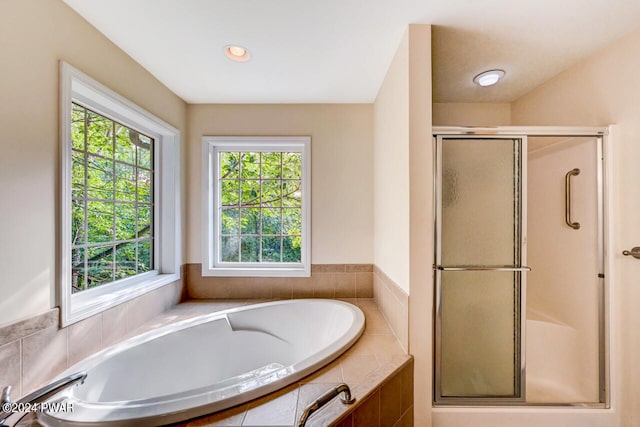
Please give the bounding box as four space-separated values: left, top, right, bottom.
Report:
21 298 409 427
0 308 58 347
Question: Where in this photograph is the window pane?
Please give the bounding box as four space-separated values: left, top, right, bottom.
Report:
241 152 260 179
72 200 85 246
137 169 152 203
240 180 260 206
261 180 281 207
87 155 114 200
86 111 114 158
262 208 281 234
87 201 114 243
71 247 85 293
114 124 136 165
220 152 240 179
71 105 85 151
282 180 302 207
138 240 152 272
241 237 260 262
262 237 281 262
115 163 136 202
137 134 152 169
115 203 136 241
240 208 260 234
283 208 302 235
221 208 240 234
72 151 85 199
261 152 281 179
137 204 152 238
221 180 239 206
282 236 301 262
282 152 302 179
87 245 114 288
221 236 239 262
115 242 137 279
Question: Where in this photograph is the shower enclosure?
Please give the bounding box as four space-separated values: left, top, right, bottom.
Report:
433 127 608 406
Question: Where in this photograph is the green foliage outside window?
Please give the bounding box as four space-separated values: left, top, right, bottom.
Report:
219 151 303 263
71 103 154 293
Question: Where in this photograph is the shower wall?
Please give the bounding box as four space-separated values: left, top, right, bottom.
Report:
526 137 600 402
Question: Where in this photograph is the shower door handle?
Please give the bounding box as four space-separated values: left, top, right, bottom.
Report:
565 168 581 230
436 266 531 272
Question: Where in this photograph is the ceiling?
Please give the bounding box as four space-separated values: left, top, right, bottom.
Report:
63 0 640 104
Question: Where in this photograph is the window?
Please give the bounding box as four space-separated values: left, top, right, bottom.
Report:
202 137 311 277
60 62 181 326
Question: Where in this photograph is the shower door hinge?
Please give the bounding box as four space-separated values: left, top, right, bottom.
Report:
598 273 605 278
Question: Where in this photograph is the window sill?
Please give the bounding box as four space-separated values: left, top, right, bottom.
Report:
65 272 180 326
202 266 310 278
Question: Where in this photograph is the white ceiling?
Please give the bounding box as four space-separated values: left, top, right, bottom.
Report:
63 0 640 104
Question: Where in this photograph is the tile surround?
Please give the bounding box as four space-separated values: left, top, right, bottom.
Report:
0 278 183 398
373 266 409 351
186 264 374 300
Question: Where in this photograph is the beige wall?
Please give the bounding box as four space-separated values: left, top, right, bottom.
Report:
373 31 411 292
186 104 374 264
0 0 187 326
374 24 433 426
433 102 511 126
512 27 640 426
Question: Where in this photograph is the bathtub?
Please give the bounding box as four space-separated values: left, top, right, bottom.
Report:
38 299 365 426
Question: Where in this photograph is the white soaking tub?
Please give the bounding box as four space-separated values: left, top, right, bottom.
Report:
38 299 365 426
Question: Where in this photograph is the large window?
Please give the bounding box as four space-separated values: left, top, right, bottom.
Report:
202 137 310 277
61 62 181 326
71 103 155 291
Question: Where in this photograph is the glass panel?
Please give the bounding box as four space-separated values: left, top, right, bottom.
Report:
137 204 152 238
138 240 153 272
240 237 259 262
240 208 260 234
115 163 136 202
137 168 152 203
115 124 136 165
282 236 301 262
240 180 260 206
262 237 281 262
283 208 301 235
220 152 240 179
282 152 302 179
240 152 260 179
441 139 520 266
71 151 85 199
71 247 85 293
87 201 114 243
115 203 136 241
71 104 85 151
261 152 282 178
86 111 114 158
261 180 281 207
262 208 281 234
282 180 302 207
115 242 137 279
221 208 240 234
87 245 114 288
221 236 239 262
221 180 240 206
440 270 520 397
71 200 85 246
137 133 152 169
87 155 114 200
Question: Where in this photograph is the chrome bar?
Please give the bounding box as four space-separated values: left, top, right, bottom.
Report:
565 168 581 229
298 383 355 427
436 266 531 272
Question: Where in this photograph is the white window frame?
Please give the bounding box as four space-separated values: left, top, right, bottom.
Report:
60 62 181 326
202 136 311 277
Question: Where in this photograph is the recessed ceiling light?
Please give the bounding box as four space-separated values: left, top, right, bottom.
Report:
473 69 505 87
225 45 250 63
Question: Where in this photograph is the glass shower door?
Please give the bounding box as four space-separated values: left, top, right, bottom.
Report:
434 136 528 402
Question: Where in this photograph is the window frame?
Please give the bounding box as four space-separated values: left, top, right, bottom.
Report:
60 62 181 327
202 136 311 277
